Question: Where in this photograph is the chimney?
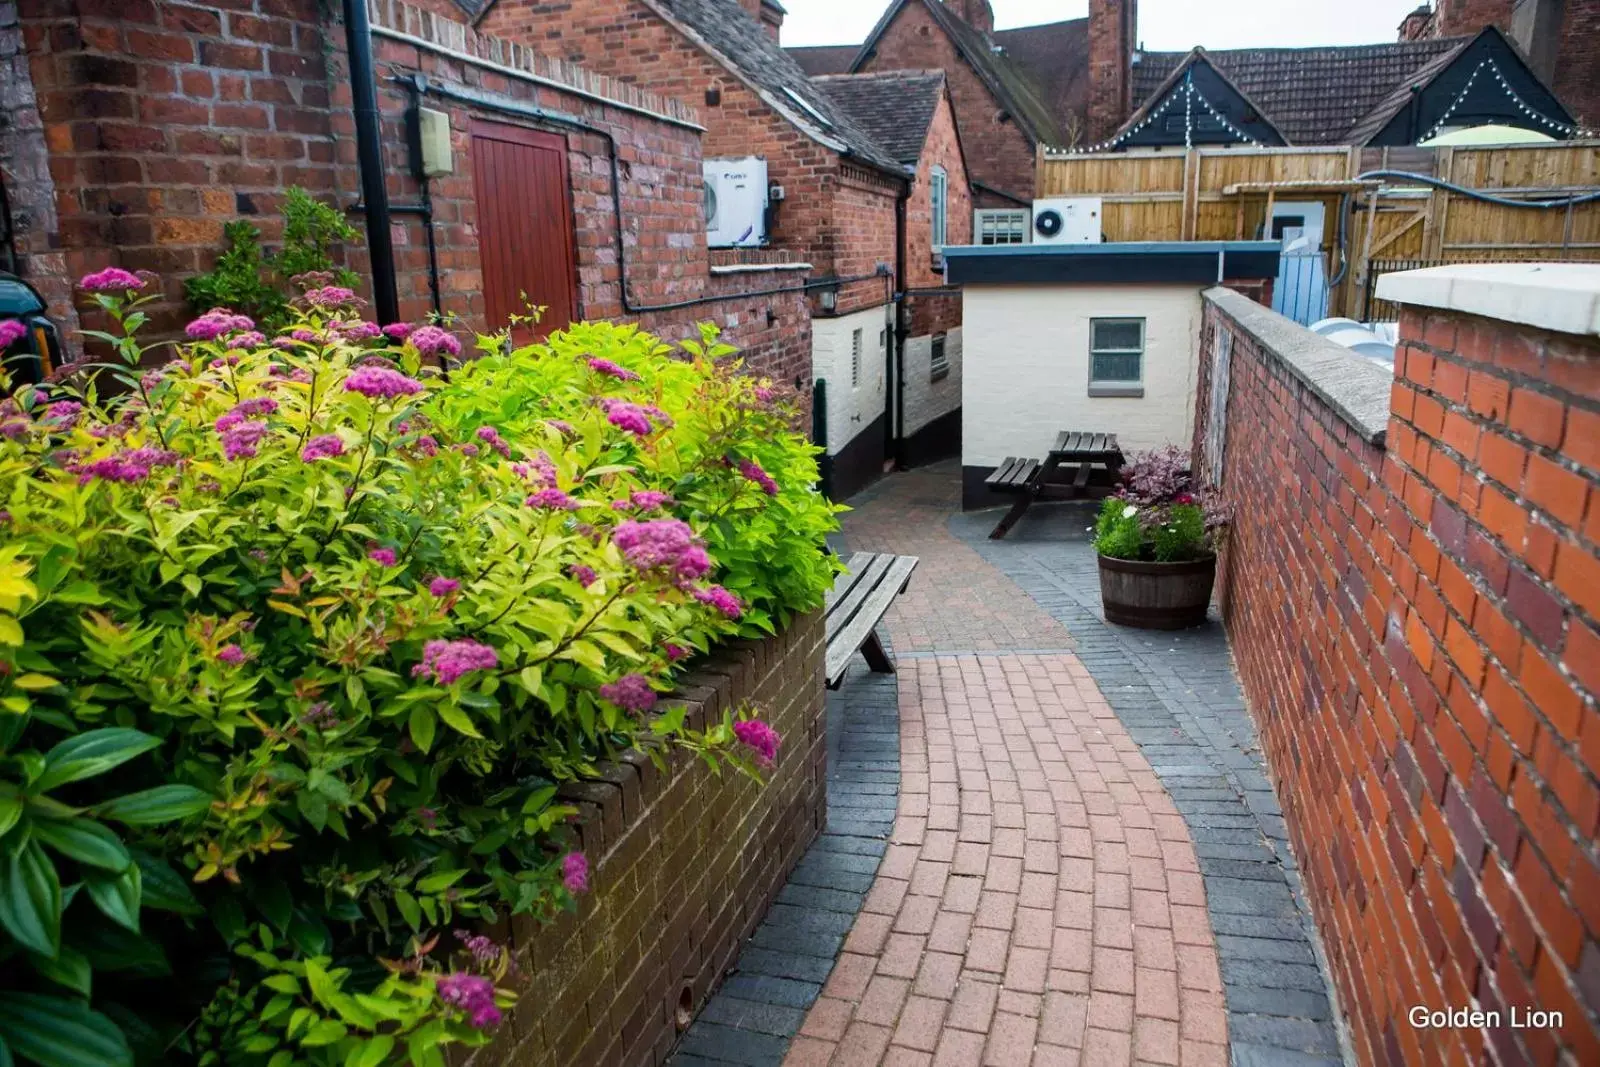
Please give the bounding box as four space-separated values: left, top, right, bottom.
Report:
1433 0 1515 36
1397 4 1434 39
1087 0 1137 143
759 0 784 43
948 0 994 35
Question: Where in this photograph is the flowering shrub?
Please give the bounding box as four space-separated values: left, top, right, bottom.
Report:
1092 447 1228 562
0 276 835 1066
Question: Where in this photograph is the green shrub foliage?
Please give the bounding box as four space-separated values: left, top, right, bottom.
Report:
1091 447 1227 563
0 272 838 1067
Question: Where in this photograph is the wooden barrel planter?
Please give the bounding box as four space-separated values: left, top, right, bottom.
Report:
1097 553 1217 629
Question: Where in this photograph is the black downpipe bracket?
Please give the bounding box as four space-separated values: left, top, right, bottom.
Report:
343 0 400 324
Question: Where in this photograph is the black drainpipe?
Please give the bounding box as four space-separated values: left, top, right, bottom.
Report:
343 0 400 324
889 183 909 468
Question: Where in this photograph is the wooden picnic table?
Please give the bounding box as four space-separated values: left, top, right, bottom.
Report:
984 430 1124 539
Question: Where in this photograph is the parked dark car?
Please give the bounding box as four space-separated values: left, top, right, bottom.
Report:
0 272 64 387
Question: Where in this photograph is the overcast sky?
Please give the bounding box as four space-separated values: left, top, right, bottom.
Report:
781 0 1428 49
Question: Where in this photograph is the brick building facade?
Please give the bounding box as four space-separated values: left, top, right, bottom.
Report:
1197 272 1600 1066
4 0 811 387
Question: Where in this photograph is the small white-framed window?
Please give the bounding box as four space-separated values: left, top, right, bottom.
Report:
1088 317 1144 397
930 165 948 250
975 208 1030 245
930 333 949 381
850 328 862 389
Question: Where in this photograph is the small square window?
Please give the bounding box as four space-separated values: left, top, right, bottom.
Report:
930 333 949 381
1089 317 1144 397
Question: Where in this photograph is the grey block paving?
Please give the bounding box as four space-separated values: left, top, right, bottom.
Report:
951 502 1350 1067
666 639 899 1064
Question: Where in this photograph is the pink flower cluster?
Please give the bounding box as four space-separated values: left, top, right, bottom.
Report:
612 490 673 513
331 319 382 342
568 564 598 587
562 851 589 894
382 322 414 340
0 320 26 349
428 576 460 597
344 366 423 400
186 308 255 341
737 459 779 497
454 929 502 969
598 673 656 713
79 267 147 293
300 434 345 462
733 718 781 767
369 547 398 567
302 285 359 309
220 420 268 461
588 357 640 381
216 397 277 433
72 446 180 485
410 325 461 359
601 398 655 436
613 519 710 583
694 585 742 619
412 638 499 685
526 487 577 511
436 973 501 1030
475 425 512 457
216 644 247 666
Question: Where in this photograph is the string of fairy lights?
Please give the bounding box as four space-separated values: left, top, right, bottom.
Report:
1068 68 1264 154
1416 56 1580 143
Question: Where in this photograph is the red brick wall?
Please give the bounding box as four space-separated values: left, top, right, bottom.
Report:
1086 0 1135 144
477 0 901 320
855 0 1037 204
905 90 967 339
1436 0 1516 36
1196 289 1600 1067
1551 0 1600 129
468 612 826 1067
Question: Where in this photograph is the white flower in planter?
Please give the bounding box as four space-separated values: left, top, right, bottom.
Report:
1121 505 1138 519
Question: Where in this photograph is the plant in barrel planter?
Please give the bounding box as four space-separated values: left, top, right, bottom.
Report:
1092 447 1228 630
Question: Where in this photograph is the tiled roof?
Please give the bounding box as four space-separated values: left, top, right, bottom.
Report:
1131 37 1464 144
658 0 910 174
813 71 947 164
1342 37 1472 144
787 44 856 76
989 19 1089 141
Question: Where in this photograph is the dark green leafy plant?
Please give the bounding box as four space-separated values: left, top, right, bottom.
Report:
0 273 837 1066
185 189 361 332
1092 447 1227 562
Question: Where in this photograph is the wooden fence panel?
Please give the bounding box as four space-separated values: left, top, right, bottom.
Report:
1034 142 1600 318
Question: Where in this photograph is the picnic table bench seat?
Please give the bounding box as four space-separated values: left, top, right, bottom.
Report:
984 431 1125 539
825 551 918 689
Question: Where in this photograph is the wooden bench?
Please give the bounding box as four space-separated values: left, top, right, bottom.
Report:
825 551 919 689
984 456 1044 540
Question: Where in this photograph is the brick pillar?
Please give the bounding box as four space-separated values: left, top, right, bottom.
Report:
1434 0 1515 35
758 0 783 43
1397 4 1435 39
1087 0 1136 143
948 0 994 35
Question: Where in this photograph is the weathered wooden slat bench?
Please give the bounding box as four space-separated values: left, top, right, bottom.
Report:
824 551 919 689
985 430 1125 539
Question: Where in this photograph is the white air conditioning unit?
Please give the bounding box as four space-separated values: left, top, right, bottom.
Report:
704 157 768 247
1031 196 1102 245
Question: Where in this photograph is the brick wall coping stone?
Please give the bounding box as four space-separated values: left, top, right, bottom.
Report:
368 0 706 131
1203 286 1392 446
1375 261 1600 337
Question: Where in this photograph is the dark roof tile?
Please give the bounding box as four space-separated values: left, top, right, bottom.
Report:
786 44 857 76
1131 38 1464 143
812 70 947 164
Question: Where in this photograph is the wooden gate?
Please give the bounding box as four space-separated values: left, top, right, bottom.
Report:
470 120 577 339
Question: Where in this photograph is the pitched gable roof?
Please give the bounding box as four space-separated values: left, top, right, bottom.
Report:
1131 37 1462 144
788 44 856 77
989 19 1088 139
639 0 909 175
845 0 1067 147
1104 48 1288 150
812 71 948 165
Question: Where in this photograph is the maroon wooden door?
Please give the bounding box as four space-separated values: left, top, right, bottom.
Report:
470 121 578 340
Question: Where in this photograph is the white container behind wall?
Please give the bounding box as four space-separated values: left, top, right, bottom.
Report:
960 284 1202 468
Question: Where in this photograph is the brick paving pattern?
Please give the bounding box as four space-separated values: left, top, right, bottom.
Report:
949 483 1346 1066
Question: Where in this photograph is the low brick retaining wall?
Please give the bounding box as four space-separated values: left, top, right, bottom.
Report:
1195 283 1600 1066
463 610 826 1067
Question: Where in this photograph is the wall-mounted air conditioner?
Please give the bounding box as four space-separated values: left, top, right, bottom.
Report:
1031 196 1102 245
704 157 768 247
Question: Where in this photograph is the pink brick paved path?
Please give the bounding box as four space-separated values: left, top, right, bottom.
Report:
786 470 1228 1066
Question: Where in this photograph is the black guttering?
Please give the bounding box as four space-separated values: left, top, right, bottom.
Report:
343 0 400 324
942 241 1281 286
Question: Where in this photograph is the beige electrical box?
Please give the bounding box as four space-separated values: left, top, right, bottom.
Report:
417 108 453 178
